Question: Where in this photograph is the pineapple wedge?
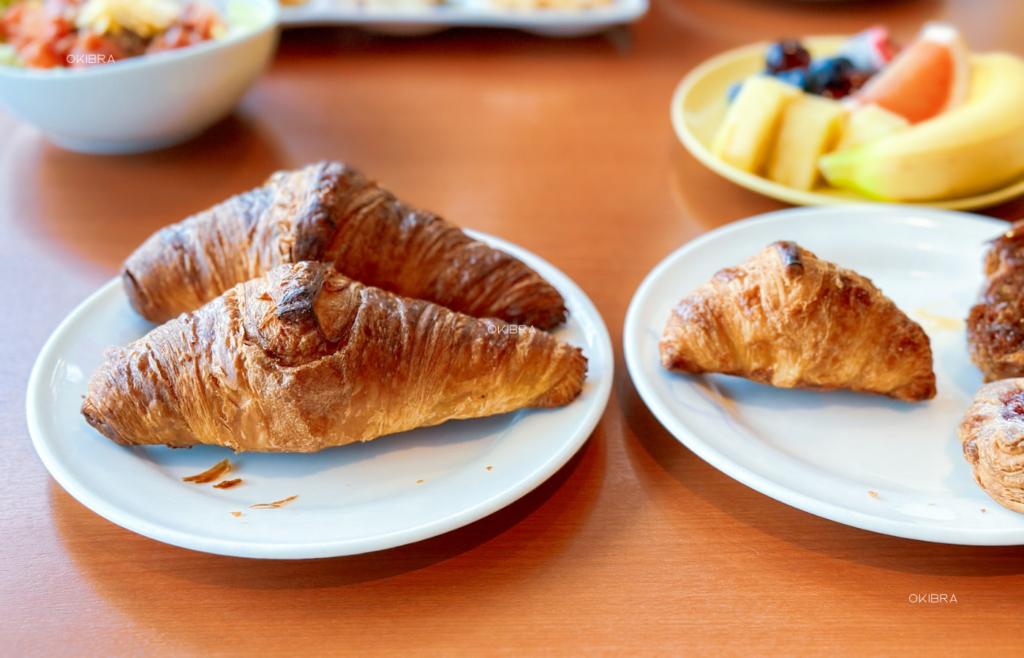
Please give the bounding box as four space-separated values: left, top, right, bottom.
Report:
712 76 801 174
835 104 910 152
768 94 846 191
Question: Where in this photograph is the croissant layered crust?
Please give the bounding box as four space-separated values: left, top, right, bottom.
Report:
958 379 1024 513
82 262 586 452
967 220 1024 382
659 241 936 402
122 161 567 329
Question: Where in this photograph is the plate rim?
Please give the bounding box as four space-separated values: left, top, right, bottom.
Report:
669 37 1024 211
26 229 614 559
622 204 1024 546
277 0 649 29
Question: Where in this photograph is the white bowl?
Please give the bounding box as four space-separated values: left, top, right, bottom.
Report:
0 0 279 154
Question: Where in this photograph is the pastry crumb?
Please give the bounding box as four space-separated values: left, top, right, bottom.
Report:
868 491 879 498
214 478 242 489
929 503 936 506
230 511 242 517
183 459 231 483
249 495 298 509
486 466 493 471
982 508 987 513
417 479 424 484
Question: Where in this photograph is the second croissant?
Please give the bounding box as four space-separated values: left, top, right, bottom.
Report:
123 161 568 330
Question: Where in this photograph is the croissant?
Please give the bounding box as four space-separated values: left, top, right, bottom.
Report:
659 241 936 402
122 161 567 329
958 379 1024 513
81 262 587 452
967 220 1024 382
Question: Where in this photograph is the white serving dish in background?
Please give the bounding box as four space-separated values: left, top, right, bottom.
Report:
277 0 647 38
0 0 279 154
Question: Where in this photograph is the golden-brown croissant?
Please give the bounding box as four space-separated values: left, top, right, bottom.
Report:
659 241 936 402
82 262 586 452
958 379 1024 513
967 220 1024 382
122 161 567 329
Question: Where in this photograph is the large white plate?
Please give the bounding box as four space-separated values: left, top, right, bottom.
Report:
27 231 612 559
278 0 648 38
624 205 1024 545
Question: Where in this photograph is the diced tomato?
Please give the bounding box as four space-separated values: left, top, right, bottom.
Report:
181 2 225 40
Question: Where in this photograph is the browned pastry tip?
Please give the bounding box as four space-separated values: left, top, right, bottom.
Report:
122 161 566 329
84 262 586 453
659 241 936 402
967 219 1024 382
958 379 1024 513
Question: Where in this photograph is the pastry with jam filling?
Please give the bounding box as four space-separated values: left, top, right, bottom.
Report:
959 379 1024 513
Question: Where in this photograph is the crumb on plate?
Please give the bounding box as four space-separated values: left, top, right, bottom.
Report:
182 458 231 483
249 495 298 509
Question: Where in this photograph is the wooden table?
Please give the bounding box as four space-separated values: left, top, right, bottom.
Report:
4 0 1024 655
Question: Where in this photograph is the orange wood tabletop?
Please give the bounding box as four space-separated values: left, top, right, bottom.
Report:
4 0 1024 655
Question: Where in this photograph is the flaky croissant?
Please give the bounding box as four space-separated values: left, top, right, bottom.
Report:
82 262 587 452
659 241 936 402
123 161 567 329
958 379 1024 513
967 220 1024 382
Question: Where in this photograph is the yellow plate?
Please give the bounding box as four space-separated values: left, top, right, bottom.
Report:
670 36 1024 210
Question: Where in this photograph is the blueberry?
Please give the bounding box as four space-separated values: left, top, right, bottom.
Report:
772 68 808 91
765 39 812 74
806 56 856 98
726 80 743 102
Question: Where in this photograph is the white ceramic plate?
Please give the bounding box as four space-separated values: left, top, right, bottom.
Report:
278 0 647 38
624 205 1024 545
27 231 612 559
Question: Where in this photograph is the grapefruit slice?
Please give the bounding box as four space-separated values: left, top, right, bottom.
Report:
856 23 970 124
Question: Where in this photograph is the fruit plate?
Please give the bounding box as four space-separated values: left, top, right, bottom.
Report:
26 231 613 559
624 205 1024 546
671 37 1024 211
277 0 648 38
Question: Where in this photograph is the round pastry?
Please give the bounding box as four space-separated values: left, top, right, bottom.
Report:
958 379 1024 513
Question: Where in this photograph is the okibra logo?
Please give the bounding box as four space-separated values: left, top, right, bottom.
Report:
66 54 116 65
909 594 957 603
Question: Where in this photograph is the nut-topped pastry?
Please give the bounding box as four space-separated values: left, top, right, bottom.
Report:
967 220 1024 382
958 379 1024 513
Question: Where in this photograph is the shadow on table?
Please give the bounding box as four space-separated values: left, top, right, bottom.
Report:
617 365 1024 578
276 25 631 60
1 112 288 272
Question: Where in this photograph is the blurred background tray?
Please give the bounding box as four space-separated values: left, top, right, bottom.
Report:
277 0 648 37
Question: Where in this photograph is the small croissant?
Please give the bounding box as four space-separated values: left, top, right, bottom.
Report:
659 241 936 402
122 161 567 329
82 262 587 452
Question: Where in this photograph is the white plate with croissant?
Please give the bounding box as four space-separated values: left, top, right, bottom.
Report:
27 162 612 559
625 205 1024 545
